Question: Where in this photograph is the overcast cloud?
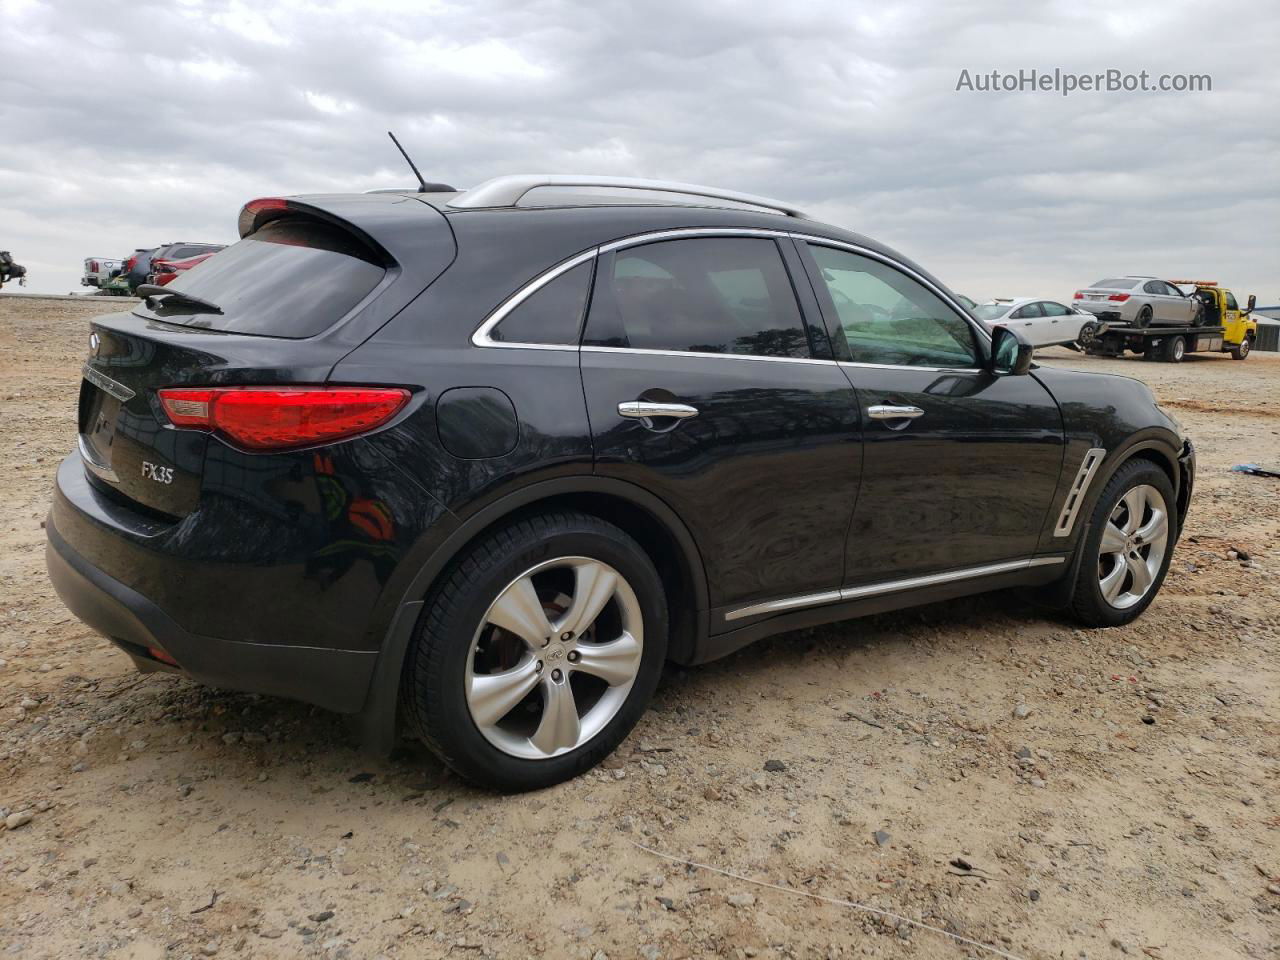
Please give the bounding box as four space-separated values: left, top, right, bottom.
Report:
1 0 1277 302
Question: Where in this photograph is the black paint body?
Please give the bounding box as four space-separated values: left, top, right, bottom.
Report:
45 192 1193 743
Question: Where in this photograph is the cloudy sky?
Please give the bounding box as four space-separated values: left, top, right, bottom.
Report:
2 0 1277 302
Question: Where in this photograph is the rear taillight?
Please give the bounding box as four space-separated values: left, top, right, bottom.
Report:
1072 291 1083 299
1108 294 1130 302
158 386 410 451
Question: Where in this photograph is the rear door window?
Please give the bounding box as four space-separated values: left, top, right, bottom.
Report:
1011 302 1044 319
583 237 812 358
134 218 387 339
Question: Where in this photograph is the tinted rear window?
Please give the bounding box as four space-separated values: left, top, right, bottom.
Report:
974 304 1009 320
1093 278 1138 289
135 219 386 338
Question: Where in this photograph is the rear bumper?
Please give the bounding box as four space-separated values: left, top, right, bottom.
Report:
45 486 377 715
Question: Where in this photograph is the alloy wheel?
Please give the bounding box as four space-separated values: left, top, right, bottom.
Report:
1097 484 1169 609
465 557 643 760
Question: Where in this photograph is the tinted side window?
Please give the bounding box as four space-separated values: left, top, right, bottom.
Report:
1225 291 1238 310
806 245 977 368
584 238 810 358
491 260 593 345
1143 281 1165 295
1040 301 1070 316
1011 302 1043 319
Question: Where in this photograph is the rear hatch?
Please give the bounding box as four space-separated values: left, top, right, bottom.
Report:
76 193 455 518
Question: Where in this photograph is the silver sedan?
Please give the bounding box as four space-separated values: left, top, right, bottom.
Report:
1072 277 1202 327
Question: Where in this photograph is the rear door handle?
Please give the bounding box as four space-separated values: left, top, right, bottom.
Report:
618 401 699 421
868 404 924 420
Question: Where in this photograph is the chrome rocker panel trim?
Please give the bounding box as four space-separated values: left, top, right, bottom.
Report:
723 556 1066 622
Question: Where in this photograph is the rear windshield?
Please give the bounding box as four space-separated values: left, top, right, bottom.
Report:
135 219 386 338
1092 278 1138 289
973 304 1009 320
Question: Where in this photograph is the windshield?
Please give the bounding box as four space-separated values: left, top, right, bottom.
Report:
1092 278 1138 289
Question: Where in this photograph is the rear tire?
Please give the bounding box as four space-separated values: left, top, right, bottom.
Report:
1161 335 1186 363
1067 460 1176 628
1135 306 1153 329
402 512 668 791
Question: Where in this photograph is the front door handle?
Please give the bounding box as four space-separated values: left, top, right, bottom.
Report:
618 401 699 421
868 404 924 421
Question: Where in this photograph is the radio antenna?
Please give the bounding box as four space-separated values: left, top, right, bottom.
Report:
387 130 428 193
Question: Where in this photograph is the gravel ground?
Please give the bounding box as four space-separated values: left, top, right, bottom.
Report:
1 297 1277 960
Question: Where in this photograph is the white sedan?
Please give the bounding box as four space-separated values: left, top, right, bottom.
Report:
973 298 1099 348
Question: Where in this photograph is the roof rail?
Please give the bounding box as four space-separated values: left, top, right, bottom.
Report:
446 175 808 218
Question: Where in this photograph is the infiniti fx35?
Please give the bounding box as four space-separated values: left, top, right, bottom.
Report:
46 176 1195 790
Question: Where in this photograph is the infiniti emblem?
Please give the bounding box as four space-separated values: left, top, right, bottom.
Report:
89 332 100 354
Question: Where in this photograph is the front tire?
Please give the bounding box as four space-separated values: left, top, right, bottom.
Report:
1067 460 1176 627
402 512 668 791
1231 337 1251 361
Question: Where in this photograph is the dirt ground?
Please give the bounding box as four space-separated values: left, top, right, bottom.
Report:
1 296 1277 960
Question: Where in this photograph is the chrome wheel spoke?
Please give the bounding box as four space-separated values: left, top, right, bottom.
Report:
468 659 540 728
1126 553 1154 595
557 560 617 639
1100 556 1127 603
1136 508 1168 545
573 631 642 686
1119 487 1147 533
531 677 581 755
487 576 554 650
1100 521 1128 554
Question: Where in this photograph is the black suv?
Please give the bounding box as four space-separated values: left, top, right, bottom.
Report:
46 176 1195 790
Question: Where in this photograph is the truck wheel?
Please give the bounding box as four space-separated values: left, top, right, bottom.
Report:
1230 338 1251 361
1161 335 1186 363
1136 306 1153 329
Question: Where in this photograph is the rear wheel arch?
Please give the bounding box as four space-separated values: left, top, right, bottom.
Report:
353 478 709 753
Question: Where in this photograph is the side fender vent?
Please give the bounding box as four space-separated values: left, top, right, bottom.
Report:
1053 448 1106 537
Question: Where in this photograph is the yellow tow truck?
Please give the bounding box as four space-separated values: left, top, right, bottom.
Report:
1086 280 1258 362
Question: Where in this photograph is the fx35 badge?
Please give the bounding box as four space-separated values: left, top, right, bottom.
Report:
142 461 174 485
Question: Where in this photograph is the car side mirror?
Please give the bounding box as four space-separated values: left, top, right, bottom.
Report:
989 325 1033 376
1245 294 1256 315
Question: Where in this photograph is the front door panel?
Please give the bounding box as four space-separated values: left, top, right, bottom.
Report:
841 366 1064 584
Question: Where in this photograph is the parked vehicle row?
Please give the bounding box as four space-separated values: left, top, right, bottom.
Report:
80 242 225 295
46 175 1195 791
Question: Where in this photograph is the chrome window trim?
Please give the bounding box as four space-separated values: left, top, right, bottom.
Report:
581 345 834 366
723 556 1066 622
1053 447 1107 537
471 226 992 359
839 361 984 375
471 248 599 349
